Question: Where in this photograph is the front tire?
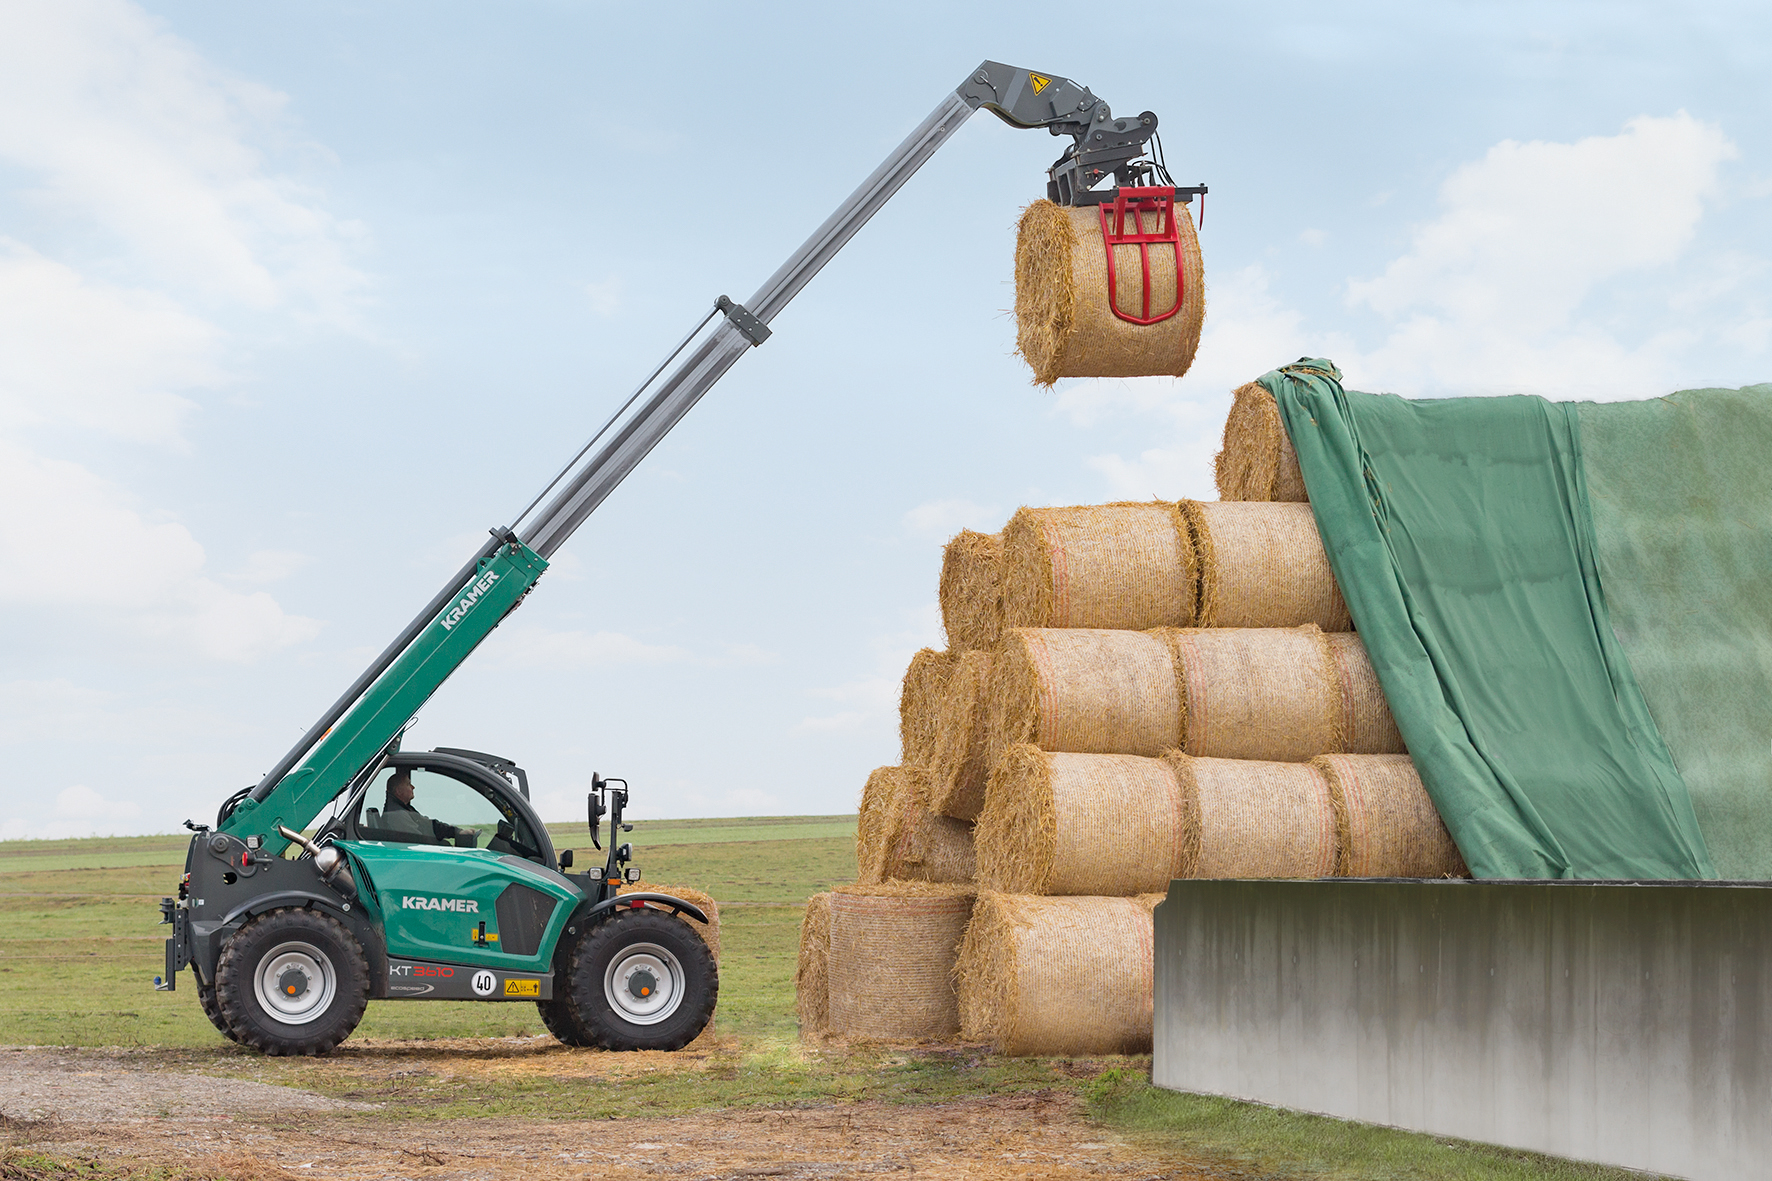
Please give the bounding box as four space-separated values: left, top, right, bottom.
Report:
196 981 240 1043
215 907 369 1056
567 907 716 1051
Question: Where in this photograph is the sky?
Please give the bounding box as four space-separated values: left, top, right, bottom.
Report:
2 0 1769 837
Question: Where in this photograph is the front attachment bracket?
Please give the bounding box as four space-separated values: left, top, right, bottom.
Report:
716 295 771 346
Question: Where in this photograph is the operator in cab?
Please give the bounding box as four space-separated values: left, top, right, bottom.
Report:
380 769 479 846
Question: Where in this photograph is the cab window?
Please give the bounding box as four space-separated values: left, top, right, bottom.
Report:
355 766 544 862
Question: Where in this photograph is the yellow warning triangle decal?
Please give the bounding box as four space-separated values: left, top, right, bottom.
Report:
1029 73 1051 95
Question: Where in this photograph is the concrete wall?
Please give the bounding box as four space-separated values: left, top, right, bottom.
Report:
1152 880 1772 1180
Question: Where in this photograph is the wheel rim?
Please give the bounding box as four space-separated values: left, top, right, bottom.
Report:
253 940 338 1026
603 941 685 1026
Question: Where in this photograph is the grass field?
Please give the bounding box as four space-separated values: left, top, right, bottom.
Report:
0 821 1661 1180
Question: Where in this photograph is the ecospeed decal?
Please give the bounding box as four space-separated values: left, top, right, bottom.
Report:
402 895 480 912
438 569 501 631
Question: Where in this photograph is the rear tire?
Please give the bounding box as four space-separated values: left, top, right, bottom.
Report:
567 907 717 1051
197 982 240 1043
216 907 369 1056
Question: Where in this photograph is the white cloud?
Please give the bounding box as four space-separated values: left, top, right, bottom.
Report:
54 783 143 831
901 498 1001 541
228 549 312 585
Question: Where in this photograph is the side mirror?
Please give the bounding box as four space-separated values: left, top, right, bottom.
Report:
559 849 574 870
587 777 605 850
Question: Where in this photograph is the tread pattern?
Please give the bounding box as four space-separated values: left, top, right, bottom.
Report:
565 907 718 1051
216 906 369 1056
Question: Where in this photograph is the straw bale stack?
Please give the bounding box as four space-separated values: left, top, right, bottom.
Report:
1315 754 1467 878
1166 754 1341 879
1001 503 1195 632
1167 626 1339 761
928 651 994 821
899 647 958 769
1325 632 1406 754
1014 200 1206 386
1183 500 1350 630
956 892 1162 1056
617 882 722 965
885 805 976 884
1215 382 1306 502
794 892 833 1036
939 530 1004 651
977 746 1186 896
986 628 1182 776
826 883 975 1041
856 766 918 884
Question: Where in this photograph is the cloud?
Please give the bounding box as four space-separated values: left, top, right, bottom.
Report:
51 783 143 834
796 605 941 734
0 0 368 317
228 549 312 585
901 498 1001 541
0 440 320 659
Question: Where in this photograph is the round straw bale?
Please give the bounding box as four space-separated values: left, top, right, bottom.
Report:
1165 626 1340 761
1315 754 1468 878
827 882 975 1041
928 651 994 822
1183 500 1350 630
1166 754 1342 879
856 766 918 884
986 628 1183 777
888 807 976 884
1001 502 1196 632
956 892 1162 1056
1214 382 1307 502
977 746 1186 896
1014 199 1206 386
1323 632 1405 754
794 892 833 1036
900 647 959 769
617 881 721 968
939 531 1004 651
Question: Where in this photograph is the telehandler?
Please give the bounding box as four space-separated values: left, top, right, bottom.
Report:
156 60 1201 1055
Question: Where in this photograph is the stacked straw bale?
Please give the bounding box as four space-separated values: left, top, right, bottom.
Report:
795 892 833 1036
899 648 957 771
1315 754 1466 878
1325 633 1406 754
939 531 1004 651
987 628 1183 775
1014 199 1206 386
1001 503 1195 631
928 651 995 821
856 766 919 884
1167 754 1342 879
957 892 1162 1055
1183 500 1349 630
617 882 722 964
1215 382 1306 502
826 883 975 1041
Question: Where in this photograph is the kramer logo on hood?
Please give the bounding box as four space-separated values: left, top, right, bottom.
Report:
402 895 479 913
439 570 501 631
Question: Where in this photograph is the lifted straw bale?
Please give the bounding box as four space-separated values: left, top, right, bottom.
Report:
957 892 1162 1056
977 745 1186 896
827 882 975 1041
617 882 721 965
1014 200 1206 386
1167 754 1342 879
1183 499 1350 630
986 628 1182 778
1324 632 1405 754
856 766 919 884
939 531 1004 651
900 647 959 769
1315 754 1467 878
928 651 995 822
1001 502 1196 632
1215 382 1306 502
794 892 833 1036
1166 625 1340 761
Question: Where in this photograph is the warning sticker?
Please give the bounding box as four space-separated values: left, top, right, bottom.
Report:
1029 73 1052 94
503 979 541 997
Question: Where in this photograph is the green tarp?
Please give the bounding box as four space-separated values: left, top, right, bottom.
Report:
1265 360 1715 880
1577 386 1772 880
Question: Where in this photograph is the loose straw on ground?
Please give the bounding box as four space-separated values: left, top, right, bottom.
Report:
1001 502 1195 632
826 883 975 1041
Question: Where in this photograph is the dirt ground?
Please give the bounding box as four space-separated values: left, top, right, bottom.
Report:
0 1047 1236 1180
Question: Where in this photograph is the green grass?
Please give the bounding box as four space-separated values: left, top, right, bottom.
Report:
0 821 1663 1181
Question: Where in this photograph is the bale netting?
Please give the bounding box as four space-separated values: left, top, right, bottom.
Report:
900 647 958 770
939 530 1004 651
1314 754 1468 878
1215 381 1306 502
986 628 1182 777
1166 625 1340 762
957 892 1163 1056
1324 632 1406 754
1000 502 1196 632
886 805 976 884
1014 199 1206 386
1165 753 1342 879
794 892 833 1036
977 746 1186 896
826 883 975 1041
856 766 918 885
1183 499 1350 630
928 650 994 822
617 882 722 964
